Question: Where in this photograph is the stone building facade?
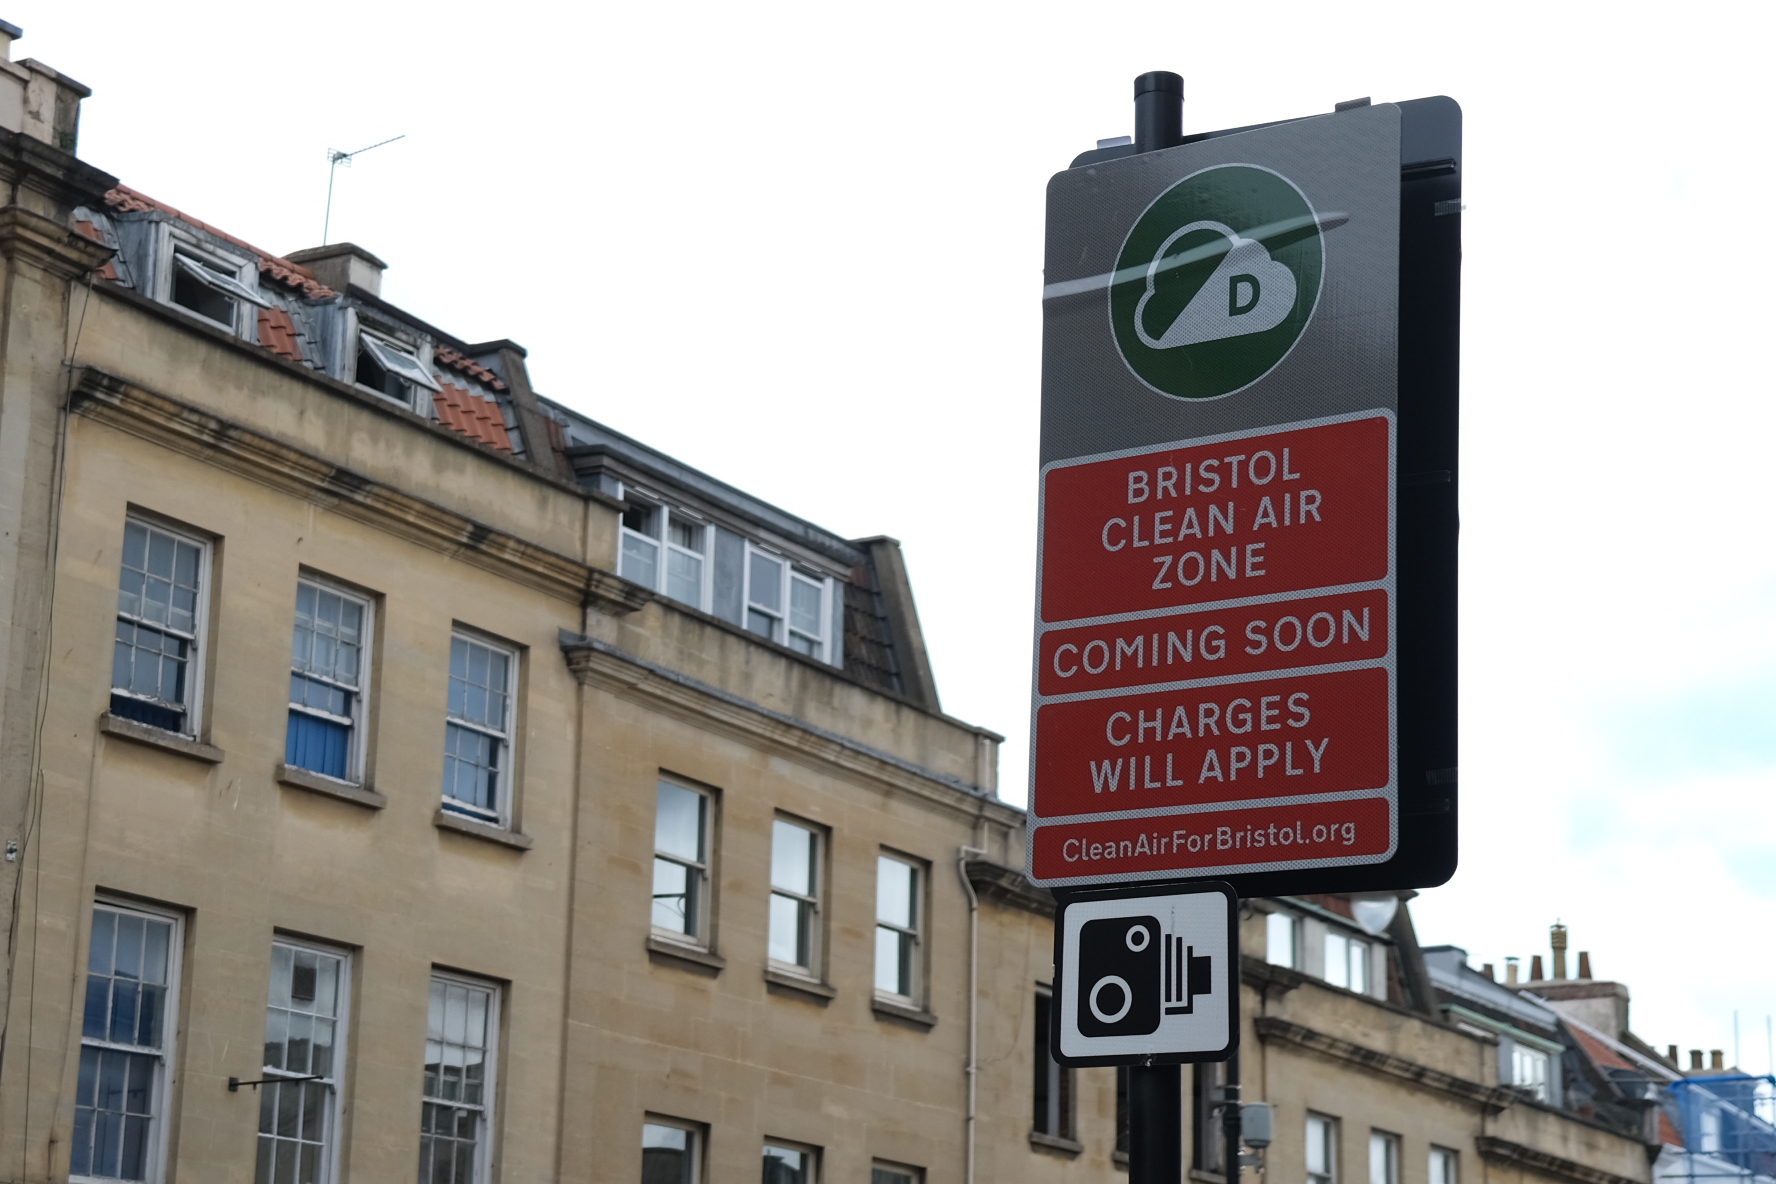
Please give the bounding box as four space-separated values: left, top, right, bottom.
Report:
0 24 1686 1184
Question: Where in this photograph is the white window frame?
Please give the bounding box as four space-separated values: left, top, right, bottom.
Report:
286 576 373 785
419 971 501 1184
871 1161 923 1184
874 852 923 1004
1306 1113 1338 1184
1368 1130 1400 1184
256 937 351 1184
354 324 440 411
1324 930 1371 994
112 514 212 738
158 225 262 335
72 898 183 1184
1429 1146 1459 1184
1265 910 1299 969
441 630 518 829
617 494 714 612
1511 1042 1551 1101
652 779 713 947
762 1140 820 1184
743 543 832 661
642 1116 704 1184
768 816 823 977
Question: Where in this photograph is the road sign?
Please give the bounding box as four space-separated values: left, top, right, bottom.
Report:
1029 98 1460 896
1052 880 1238 1066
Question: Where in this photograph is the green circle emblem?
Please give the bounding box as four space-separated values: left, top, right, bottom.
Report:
1109 164 1324 400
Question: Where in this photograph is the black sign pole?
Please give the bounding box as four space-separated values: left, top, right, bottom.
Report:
1222 1050 1243 1184
1119 71 1192 1184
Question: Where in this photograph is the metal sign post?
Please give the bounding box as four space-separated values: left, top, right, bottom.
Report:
1035 71 1461 1184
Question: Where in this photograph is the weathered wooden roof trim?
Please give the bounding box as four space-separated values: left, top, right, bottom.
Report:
69 367 649 616
559 629 1017 822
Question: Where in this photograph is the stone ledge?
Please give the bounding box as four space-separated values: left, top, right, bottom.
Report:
433 809 533 851
99 713 223 763
871 996 937 1030
764 967 835 1005
276 764 386 810
1029 1131 1084 1158
1475 1138 1642 1184
647 935 725 977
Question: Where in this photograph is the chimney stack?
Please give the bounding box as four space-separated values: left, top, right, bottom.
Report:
1531 955 1545 981
1482 963 1495 981
1577 951 1592 980
1506 958 1520 985
284 243 389 298
1711 1050 1725 1071
1667 1045 1679 1064
1690 1050 1704 1070
1551 923 1568 980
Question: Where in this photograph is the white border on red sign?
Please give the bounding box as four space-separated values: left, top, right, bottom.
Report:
1026 408 1397 887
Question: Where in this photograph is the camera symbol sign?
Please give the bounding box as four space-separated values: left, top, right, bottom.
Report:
1053 880 1238 1065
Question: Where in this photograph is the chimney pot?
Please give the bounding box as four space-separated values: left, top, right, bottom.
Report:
1482 963 1495 981
1690 1050 1704 1070
1530 955 1545 981
1578 951 1592 980
1711 1050 1724 1071
283 243 389 298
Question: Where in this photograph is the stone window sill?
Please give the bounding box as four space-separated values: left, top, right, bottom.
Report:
871 995 937 1029
764 966 836 1004
433 809 533 850
99 713 224 763
1029 1131 1084 1158
277 764 386 809
1115 1149 1130 1171
648 935 726 976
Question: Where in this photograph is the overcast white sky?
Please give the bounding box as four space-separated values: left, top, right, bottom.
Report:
25 0 1776 1069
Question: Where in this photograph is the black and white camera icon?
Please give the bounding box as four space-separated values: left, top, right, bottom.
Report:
1078 915 1214 1037
1054 881 1237 1066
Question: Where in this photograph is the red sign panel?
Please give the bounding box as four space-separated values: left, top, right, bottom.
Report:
1039 416 1389 624
1028 413 1396 886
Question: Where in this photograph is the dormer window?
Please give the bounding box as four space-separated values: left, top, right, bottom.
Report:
355 329 439 410
745 547 830 660
616 488 838 665
164 239 269 333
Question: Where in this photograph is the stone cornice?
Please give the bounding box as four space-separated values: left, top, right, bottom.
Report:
966 860 1053 918
559 630 1018 822
1253 1015 1521 1114
1475 1137 1644 1184
69 367 650 616
0 204 113 278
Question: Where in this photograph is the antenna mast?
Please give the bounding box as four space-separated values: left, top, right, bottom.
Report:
322 134 405 245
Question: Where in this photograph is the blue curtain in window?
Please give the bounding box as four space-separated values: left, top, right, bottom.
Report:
286 712 349 779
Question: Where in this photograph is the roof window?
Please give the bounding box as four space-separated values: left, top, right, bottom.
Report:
355 330 439 409
166 242 268 332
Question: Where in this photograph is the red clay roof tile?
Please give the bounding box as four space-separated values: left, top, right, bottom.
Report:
433 383 513 453
73 217 118 281
258 307 304 363
432 345 506 391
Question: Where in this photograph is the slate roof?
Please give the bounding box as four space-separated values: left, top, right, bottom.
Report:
67 186 940 710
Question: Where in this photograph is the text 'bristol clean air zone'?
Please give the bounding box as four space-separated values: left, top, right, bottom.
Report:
1028 414 1396 885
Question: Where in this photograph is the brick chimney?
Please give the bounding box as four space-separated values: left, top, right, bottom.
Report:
1711 1050 1725 1071
284 243 388 298
1551 923 1568 980
1690 1050 1703 1070
1530 955 1545 981
1577 951 1592 980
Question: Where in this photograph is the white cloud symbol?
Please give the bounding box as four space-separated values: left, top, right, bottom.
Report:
1134 220 1298 349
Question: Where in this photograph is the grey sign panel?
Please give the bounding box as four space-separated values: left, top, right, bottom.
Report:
1041 105 1400 463
1052 880 1238 1066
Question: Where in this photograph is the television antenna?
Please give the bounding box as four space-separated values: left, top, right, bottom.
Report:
322 134 405 245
